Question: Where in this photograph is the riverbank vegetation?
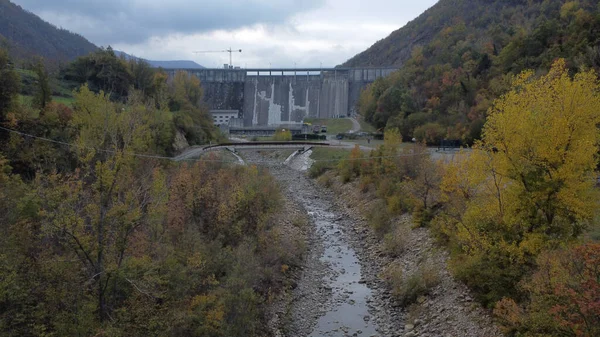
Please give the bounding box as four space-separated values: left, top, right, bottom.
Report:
0 48 303 336
318 60 600 337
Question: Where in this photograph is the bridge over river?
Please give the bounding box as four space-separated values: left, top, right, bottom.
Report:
174 141 332 162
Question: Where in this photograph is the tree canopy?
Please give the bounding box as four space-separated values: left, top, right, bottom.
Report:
436 59 600 306
353 0 600 145
0 49 20 124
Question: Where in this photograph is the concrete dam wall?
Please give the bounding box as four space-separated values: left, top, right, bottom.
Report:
170 67 396 126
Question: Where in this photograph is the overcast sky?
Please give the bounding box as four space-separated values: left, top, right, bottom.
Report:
12 0 438 68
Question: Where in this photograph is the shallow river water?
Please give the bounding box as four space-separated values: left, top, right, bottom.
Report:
305 205 379 337
240 149 383 337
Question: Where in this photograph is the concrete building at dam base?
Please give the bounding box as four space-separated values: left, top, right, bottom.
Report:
170 67 397 129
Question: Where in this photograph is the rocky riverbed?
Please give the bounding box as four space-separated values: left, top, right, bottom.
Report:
239 149 501 337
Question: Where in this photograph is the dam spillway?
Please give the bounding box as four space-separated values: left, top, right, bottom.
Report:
168 67 397 126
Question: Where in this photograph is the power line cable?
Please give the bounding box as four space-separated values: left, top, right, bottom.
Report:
0 125 175 160
0 125 433 164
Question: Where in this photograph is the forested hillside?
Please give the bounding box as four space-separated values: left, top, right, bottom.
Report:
0 0 98 66
5 46 218 158
0 45 307 335
312 59 600 337
348 0 600 144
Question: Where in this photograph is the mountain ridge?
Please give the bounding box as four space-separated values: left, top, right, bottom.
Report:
342 0 600 145
115 50 204 69
342 1 440 67
0 0 204 69
0 0 98 65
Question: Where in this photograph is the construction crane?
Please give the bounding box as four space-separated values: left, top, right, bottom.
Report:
193 48 242 68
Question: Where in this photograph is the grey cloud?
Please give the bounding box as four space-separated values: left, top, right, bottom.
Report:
11 0 324 45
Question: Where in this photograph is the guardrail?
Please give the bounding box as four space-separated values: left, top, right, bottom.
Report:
202 141 330 151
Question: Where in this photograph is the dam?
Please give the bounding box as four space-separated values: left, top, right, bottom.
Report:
168 67 397 126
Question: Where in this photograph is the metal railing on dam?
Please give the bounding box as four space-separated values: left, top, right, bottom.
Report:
167 67 398 83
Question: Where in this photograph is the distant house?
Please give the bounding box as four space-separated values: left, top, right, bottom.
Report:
211 110 239 126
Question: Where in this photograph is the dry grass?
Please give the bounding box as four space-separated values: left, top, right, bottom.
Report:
384 223 411 257
384 260 441 306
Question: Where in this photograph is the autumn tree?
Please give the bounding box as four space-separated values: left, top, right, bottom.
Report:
495 243 600 337
38 85 169 323
435 59 600 305
151 70 170 109
0 49 20 124
378 127 403 175
128 58 156 96
169 71 216 145
404 149 443 225
33 58 52 111
0 83 296 336
4 101 77 177
169 70 204 111
63 47 133 100
338 144 363 183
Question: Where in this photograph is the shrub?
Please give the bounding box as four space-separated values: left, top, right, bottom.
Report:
386 190 413 214
412 204 434 228
339 164 353 183
317 174 333 188
272 129 292 141
337 145 362 183
367 200 391 236
358 175 374 193
308 162 334 178
494 243 600 337
383 223 410 257
383 263 404 293
413 122 446 145
384 261 441 306
449 248 525 307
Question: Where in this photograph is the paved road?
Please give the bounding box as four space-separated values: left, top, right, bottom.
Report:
348 117 361 133
330 139 373 151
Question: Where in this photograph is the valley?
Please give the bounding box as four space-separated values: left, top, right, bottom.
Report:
1 0 600 336
235 149 500 337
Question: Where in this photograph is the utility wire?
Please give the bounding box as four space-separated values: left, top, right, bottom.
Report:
0 125 176 160
0 125 433 164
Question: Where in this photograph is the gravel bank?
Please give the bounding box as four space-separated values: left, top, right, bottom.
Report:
325 173 503 337
241 149 501 337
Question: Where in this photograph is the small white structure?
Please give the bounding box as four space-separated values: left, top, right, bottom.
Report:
211 110 238 126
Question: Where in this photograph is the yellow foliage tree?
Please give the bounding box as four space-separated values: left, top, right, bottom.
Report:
272 128 292 141
436 59 600 304
40 85 169 322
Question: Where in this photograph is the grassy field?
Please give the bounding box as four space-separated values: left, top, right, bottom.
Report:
52 96 75 106
19 95 75 107
308 147 351 178
304 118 353 134
310 147 351 162
356 116 377 133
